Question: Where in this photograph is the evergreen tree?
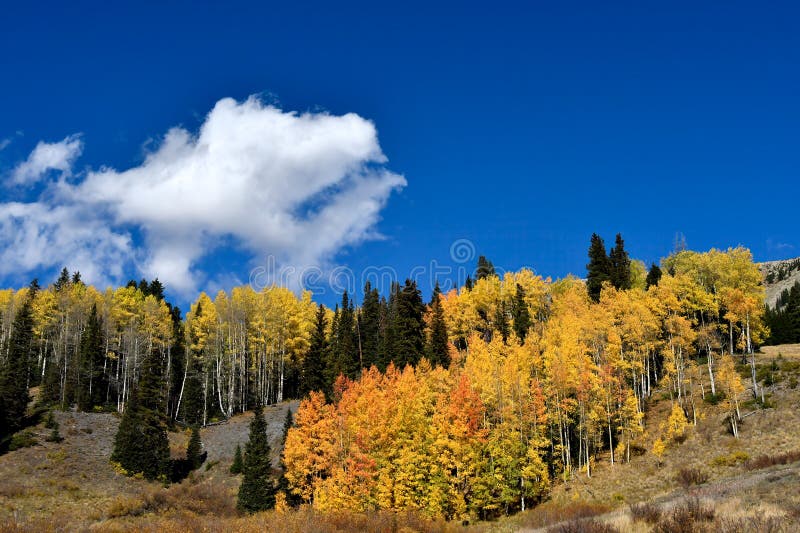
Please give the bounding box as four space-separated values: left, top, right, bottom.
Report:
379 284 400 369
645 263 663 289
464 275 474 291
148 278 165 300
237 404 276 513
78 304 106 411
426 282 451 367
186 426 202 469
230 443 244 474
328 292 359 381
586 233 611 302
0 288 35 439
111 351 170 481
511 283 532 344
609 233 632 290
54 267 70 291
71 271 82 285
476 255 496 280
359 282 381 368
301 305 328 396
494 299 510 344
391 280 426 368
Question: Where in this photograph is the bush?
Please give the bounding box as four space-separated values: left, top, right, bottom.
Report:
675 467 709 488
704 392 726 405
9 430 38 450
711 451 749 467
630 501 662 524
744 450 800 471
548 519 618 533
654 497 714 533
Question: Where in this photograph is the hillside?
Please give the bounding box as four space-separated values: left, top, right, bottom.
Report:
2 349 800 532
759 257 800 308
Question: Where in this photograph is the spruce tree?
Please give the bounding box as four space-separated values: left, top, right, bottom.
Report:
586 233 611 302
301 305 328 396
391 280 425 368
54 267 70 291
111 351 170 481
609 233 632 290
230 443 244 474
476 255 496 280
511 283 532 344
426 282 450 367
237 404 276 513
78 304 106 411
359 282 381 368
0 288 35 439
328 292 359 382
645 263 663 289
494 300 510 344
464 275 474 291
186 426 202 469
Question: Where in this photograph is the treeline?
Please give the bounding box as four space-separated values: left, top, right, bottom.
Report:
0 239 769 517
764 281 800 344
282 245 765 519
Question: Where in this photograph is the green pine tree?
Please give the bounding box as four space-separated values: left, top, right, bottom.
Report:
494 300 510 344
358 282 381 369
237 404 276 513
391 280 425 368
586 233 611 302
186 425 202 469
78 304 106 411
609 233 632 290
476 255 496 280
511 283 532 344
0 286 35 439
230 443 244 474
645 262 663 289
426 282 450 367
111 351 170 481
301 305 329 396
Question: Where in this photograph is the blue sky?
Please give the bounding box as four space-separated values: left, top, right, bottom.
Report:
1 1 798 309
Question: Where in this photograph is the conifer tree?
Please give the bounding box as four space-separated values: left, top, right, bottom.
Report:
609 233 632 290
111 351 170 481
186 426 202 469
476 255 496 280
78 304 106 411
645 262 662 289
464 275 474 291
359 282 381 368
0 285 35 439
586 233 611 302
494 300 510 344
301 305 328 396
426 282 451 367
511 283 532 343
230 443 244 474
54 267 70 291
391 279 425 367
329 292 358 381
237 404 276 513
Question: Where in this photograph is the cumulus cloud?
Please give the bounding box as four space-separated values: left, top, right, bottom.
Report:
0 97 406 296
10 134 83 185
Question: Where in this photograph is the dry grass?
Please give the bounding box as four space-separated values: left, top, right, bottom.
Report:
761 344 800 360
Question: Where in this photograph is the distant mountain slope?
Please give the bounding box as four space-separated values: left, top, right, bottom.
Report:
759 256 800 308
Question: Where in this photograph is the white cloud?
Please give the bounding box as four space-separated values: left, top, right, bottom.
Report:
0 97 406 296
0 138 11 151
10 134 83 185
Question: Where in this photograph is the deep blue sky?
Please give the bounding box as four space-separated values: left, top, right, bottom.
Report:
1 1 798 308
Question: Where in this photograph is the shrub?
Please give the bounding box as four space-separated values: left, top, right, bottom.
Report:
630 501 662 523
518 501 611 530
654 497 714 533
744 450 800 471
9 430 38 450
548 519 618 533
711 451 749 467
675 467 709 488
